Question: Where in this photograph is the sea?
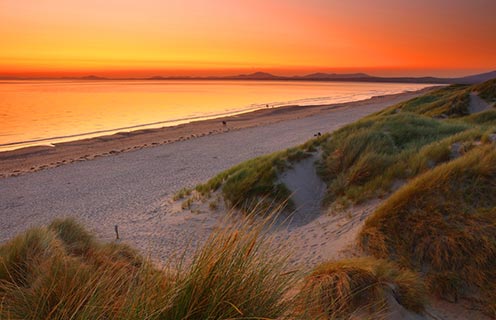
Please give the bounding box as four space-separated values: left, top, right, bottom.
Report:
0 80 432 151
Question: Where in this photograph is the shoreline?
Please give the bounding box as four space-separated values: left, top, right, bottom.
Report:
0 87 435 178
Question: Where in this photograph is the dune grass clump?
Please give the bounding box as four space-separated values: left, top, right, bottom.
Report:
195 135 328 212
162 217 298 319
377 78 495 119
299 257 426 319
0 218 166 320
0 217 298 319
359 145 496 315
48 218 97 255
319 113 468 205
464 109 496 126
173 187 192 201
402 126 490 176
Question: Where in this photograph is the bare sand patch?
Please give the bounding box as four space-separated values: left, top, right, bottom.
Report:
468 92 492 114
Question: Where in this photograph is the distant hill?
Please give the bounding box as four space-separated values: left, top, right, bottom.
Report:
301 72 370 79
1 70 495 84
229 72 280 79
200 71 496 84
447 70 496 84
77 75 107 81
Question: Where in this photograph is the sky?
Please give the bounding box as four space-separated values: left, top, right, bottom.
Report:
1 0 495 77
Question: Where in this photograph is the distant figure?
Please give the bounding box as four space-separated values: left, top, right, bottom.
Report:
222 120 227 126
266 104 269 108
313 132 322 137
318 132 321 136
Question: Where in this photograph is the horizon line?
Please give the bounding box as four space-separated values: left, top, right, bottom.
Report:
1 68 495 81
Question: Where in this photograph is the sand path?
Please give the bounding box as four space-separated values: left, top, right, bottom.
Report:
468 92 492 113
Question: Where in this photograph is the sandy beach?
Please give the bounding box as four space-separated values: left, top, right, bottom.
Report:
0 89 433 254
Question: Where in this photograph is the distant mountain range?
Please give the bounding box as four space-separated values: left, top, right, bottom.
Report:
2 70 495 84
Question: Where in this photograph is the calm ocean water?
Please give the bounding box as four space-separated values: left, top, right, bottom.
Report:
0 80 431 151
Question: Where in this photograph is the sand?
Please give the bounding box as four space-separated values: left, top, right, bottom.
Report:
468 92 493 114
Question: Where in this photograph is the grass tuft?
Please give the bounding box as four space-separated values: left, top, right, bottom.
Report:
298 257 426 319
48 217 95 255
173 187 192 201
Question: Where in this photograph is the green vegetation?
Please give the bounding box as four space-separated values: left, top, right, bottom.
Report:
359 146 496 316
319 113 469 205
0 218 299 319
376 84 471 118
464 109 496 125
318 80 496 206
300 257 426 319
194 134 328 212
173 187 192 201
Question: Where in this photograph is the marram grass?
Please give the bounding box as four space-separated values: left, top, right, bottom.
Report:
0 217 299 320
0 216 431 320
298 257 426 320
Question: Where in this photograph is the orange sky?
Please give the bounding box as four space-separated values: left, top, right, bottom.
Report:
1 0 495 77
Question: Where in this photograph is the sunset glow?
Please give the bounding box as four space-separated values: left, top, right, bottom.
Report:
1 0 495 77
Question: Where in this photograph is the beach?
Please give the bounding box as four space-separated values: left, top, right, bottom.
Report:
0 88 432 257
0 89 429 241
3 86 494 319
